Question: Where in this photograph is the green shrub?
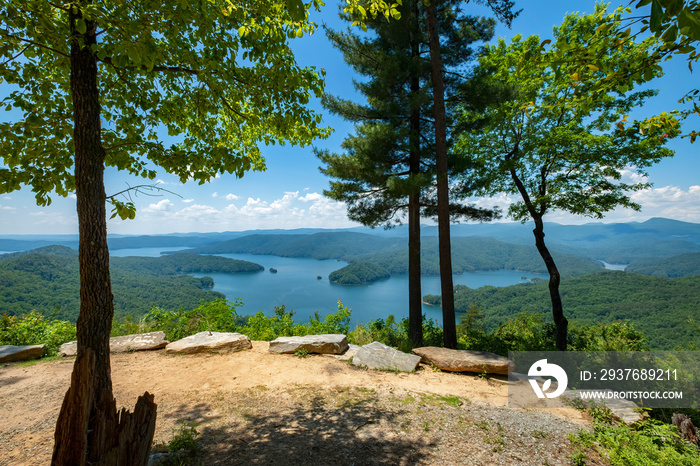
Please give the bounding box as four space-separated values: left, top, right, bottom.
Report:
348 314 443 352
570 410 700 466
0 311 76 356
569 321 650 351
136 298 244 341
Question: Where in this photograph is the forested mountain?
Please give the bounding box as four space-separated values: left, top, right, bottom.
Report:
0 247 263 321
424 271 700 350
175 232 407 260
329 261 391 285
626 253 700 278
347 237 602 277
174 232 602 282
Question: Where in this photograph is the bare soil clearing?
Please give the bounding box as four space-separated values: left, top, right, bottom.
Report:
0 342 602 465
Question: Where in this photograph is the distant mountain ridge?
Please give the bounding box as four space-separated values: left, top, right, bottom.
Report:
2 218 699 278
0 247 264 321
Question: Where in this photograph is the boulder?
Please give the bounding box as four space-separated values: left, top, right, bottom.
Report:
411 347 515 375
352 341 421 373
0 344 45 363
269 334 349 355
324 343 361 361
165 332 252 354
60 331 169 357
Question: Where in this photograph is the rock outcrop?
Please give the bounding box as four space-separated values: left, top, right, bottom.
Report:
0 344 45 363
412 347 514 375
269 334 349 355
323 343 361 361
60 332 169 357
352 341 421 373
561 390 644 425
165 331 252 354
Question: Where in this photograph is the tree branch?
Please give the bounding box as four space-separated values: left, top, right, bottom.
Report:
0 32 70 59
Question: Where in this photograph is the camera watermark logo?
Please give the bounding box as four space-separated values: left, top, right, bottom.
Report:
528 359 568 399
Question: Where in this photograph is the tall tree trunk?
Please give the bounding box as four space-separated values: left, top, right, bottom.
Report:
407 13 423 349
532 216 568 350
408 192 422 347
52 5 157 465
426 0 457 348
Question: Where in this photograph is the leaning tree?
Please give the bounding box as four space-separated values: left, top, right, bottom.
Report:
456 6 677 350
0 1 328 463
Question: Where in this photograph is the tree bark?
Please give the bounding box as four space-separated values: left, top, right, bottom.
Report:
52 5 157 464
532 216 568 350
426 0 457 348
407 11 423 349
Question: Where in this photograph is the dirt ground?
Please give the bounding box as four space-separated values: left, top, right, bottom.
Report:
0 342 604 465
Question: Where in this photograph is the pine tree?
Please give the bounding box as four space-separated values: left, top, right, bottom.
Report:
317 0 497 348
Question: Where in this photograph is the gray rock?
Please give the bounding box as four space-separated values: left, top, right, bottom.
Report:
0 344 45 363
60 331 169 357
165 332 252 354
412 346 515 375
352 341 421 373
324 343 361 361
561 390 644 425
269 334 349 355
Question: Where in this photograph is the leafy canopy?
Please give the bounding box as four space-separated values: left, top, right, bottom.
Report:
525 1 700 141
0 0 330 217
457 6 677 222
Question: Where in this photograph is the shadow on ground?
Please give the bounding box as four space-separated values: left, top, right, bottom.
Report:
177 390 436 465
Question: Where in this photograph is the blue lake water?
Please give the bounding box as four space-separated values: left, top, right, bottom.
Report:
11 245 543 325
173 252 541 326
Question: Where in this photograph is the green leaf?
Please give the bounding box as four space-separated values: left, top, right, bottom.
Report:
286 0 305 22
75 18 87 35
650 0 663 32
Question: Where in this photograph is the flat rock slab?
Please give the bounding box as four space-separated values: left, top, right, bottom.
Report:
323 343 361 361
352 341 421 373
412 347 515 375
562 390 643 425
60 332 169 357
0 344 45 363
269 334 349 355
165 332 252 354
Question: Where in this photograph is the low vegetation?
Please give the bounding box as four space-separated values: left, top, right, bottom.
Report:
569 403 700 466
3 298 699 465
425 271 700 350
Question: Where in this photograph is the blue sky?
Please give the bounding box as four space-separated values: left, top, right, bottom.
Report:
0 0 698 235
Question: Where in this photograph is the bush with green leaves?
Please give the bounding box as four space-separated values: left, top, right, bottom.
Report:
569 321 650 351
456 310 651 355
348 314 443 352
131 298 245 341
570 405 700 466
0 311 76 356
240 301 352 341
117 299 354 342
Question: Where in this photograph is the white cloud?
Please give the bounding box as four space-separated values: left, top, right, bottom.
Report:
144 199 174 212
300 192 323 202
470 185 700 225
100 184 700 234
68 194 77 200
619 168 648 185
155 179 166 185
0 205 16 212
224 193 240 201
212 192 218 198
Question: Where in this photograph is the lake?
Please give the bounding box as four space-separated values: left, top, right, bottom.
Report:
111 248 542 326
